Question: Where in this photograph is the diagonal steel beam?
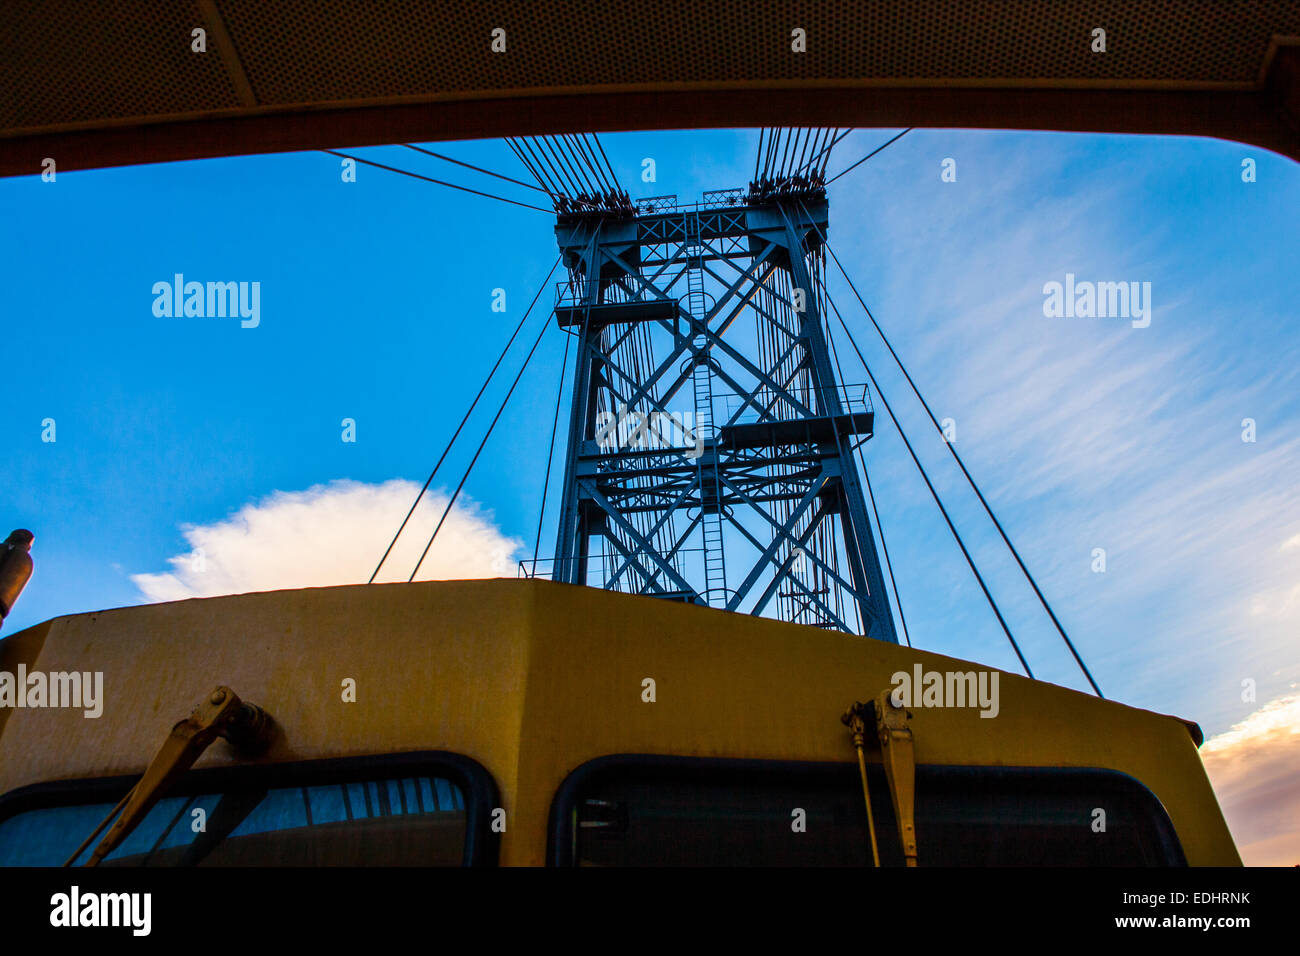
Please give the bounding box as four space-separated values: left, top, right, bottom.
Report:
725 476 825 611
583 481 699 596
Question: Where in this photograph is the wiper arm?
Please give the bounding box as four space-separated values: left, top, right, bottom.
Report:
64 686 272 867
843 688 918 867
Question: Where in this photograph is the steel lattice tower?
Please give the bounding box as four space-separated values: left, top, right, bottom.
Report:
547 182 898 641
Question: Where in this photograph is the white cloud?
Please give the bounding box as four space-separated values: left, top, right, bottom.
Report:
131 479 522 602
1201 694 1300 866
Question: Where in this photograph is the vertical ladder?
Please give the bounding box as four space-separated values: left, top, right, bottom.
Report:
686 230 727 607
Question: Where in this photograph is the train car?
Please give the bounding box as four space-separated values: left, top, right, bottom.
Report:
0 578 1239 866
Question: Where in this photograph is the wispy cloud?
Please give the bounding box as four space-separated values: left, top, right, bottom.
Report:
1201 694 1300 866
830 131 1300 732
131 479 522 602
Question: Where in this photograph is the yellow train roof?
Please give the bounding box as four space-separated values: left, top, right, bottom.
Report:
0 578 1239 864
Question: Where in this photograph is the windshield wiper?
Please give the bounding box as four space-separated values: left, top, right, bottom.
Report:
64 686 272 867
843 689 918 867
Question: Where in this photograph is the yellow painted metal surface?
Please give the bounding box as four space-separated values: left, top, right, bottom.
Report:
0 578 1241 865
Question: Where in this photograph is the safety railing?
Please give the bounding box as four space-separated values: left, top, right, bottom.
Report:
554 276 673 310
632 194 678 214
519 550 705 582
722 382 872 425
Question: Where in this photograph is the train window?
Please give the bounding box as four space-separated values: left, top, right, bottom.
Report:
549 756 1186 866
0 751 499 866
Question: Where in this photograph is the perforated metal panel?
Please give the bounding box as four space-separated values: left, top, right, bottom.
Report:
0 2 240 130
3 0 1298 137
218 0 1300 101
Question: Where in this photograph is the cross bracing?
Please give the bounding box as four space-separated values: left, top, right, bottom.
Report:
547 190 897 640
366 128 1102 692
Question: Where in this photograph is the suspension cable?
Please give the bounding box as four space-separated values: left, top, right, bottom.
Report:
802 128 826 173
556 134 600 195
777 128 796 178
790 128 853 178
370 256 562 582
541 135 592 197
823 288 1035 678
566 133 610 193
407 262 560 581
761 128 779 180
506 138 552 192
575 134 612 192
822 242 1103 697
519 136 575 196
826 315 913 647
531 331 573 577
588 133 623 192
570 134 610 193
772 204 888 638
507 138 602 211
321 150 553 213
791 128 812 177
825 129 912 184
529 135 611 209
399 144 550 192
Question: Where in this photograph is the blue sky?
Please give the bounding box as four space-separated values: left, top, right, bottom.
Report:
2 127 1298 746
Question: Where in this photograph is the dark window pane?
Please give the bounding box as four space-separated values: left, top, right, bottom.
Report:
0 773 466 867
306 785 349 826
562 760 1184 866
